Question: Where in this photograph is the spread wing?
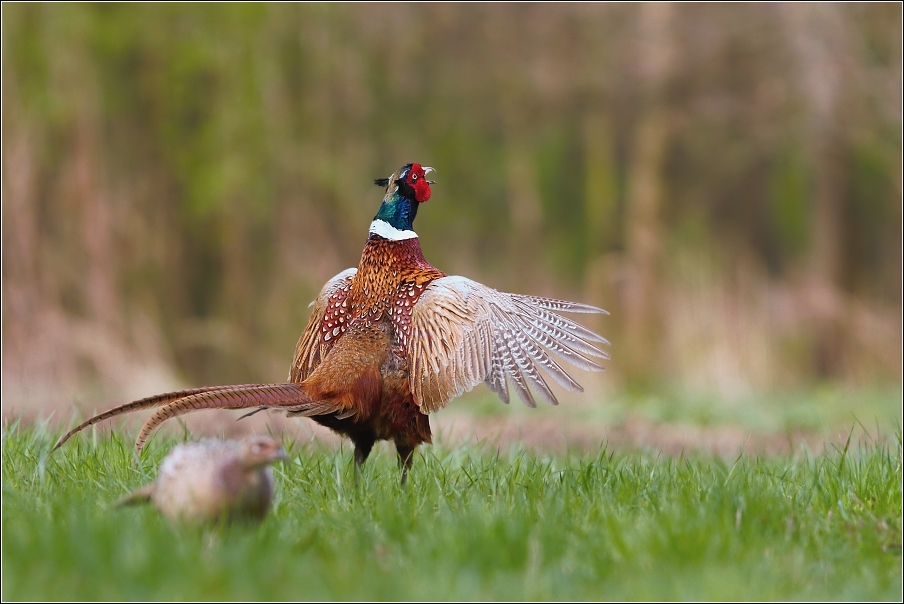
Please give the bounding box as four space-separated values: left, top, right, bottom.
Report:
408 276 609 413
289 268 357 382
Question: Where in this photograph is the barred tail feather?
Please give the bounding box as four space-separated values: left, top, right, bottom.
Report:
131 384 313 458
50 385 270 453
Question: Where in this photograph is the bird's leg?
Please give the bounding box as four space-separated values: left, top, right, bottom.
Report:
353 442 373 468
352 437 375 485
395 444 415 486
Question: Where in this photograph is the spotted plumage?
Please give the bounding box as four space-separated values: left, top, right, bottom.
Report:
52 163 609 484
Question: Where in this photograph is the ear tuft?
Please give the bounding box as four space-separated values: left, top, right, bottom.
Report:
374 178 390 187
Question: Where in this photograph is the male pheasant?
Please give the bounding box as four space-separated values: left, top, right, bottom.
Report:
52 163 609 483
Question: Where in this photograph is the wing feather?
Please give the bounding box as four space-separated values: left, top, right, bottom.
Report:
515 294 609 315
409 276 608 413
289 268 357 382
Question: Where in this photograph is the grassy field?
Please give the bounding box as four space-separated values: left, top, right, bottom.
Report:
2 421 901 601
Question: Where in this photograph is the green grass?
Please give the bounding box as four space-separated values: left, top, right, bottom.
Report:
3 422 901 600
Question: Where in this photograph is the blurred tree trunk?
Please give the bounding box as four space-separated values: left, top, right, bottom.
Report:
77 121 124 333
582 113 618 256
581 112 618 333
622 2 676 383
2 126 41 359
505 127 544 291
783 4 848 377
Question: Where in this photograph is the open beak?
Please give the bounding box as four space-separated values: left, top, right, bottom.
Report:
423 166 436 184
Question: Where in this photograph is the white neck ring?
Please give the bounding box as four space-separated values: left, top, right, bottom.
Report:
369 219 418 241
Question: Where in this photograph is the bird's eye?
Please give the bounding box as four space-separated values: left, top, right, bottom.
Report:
412 174 418 182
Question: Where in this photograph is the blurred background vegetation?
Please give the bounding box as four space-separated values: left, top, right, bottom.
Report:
2 4 901 423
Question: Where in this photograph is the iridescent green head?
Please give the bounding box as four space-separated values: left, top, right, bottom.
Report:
370 164 435 237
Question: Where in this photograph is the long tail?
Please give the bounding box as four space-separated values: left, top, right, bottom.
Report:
130 383 341 458
51 385 265 454
51 383 331 458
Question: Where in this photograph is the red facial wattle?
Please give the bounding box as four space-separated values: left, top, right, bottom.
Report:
409 163 432 203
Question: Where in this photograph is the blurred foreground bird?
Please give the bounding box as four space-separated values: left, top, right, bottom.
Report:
115 435 287 524
53 163 609 483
